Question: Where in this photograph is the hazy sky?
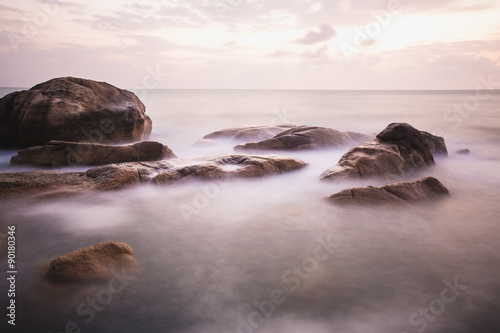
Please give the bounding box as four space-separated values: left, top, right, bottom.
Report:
1 0 499 89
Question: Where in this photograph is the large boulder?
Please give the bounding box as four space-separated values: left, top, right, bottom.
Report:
326 177 450 206
0 77 152 148
0 155 306 198
42 242 138 283
11 140 176 167
321 123 447 181
234 126 373 151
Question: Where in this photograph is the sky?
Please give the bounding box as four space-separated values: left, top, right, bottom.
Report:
0 0 499 90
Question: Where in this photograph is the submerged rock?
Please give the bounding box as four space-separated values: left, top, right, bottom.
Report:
42 242 138 283
321 123 447 181
201 124 297 143
326 177 450 206
0 155 306 198
234 125 373 151
11 140 176 167
456 148 470 155
0 77 152 148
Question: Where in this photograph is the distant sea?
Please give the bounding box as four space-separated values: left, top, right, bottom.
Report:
1 88 500 333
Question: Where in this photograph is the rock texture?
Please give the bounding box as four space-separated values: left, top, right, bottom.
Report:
0 77 152 148
234 126 373 151
0 155 306 198
11 140 175 167
326 177 450 206
42 242 137 283
321 123 447 181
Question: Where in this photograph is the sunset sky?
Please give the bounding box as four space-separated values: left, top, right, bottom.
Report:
1 0 499 89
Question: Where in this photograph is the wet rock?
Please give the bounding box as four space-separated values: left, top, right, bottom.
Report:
0 77 152 148
42 242 138 283
326 177 450 206
11 140 175 167
456 148 470 155
234 126 372 151
321 123 448 181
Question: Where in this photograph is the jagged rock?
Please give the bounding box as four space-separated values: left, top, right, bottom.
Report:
11 140 175 167
0 77 152 148
326 177 450 206
42 242 138 283
234 126 372 151
321 123 447 181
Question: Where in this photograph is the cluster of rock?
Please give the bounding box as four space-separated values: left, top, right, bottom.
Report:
0 77 457 283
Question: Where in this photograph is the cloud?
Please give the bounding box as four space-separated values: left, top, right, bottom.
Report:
302 44 329 59
358 38 376 48
296 24 336 45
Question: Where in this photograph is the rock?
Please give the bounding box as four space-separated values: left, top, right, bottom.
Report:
202 125 297 142
0 77 152 148
326 177 450 206
234 126 372 151
42 242 137 283
0 155 306 198
321 123 447 181
153 154 307 184
456 148 470 155
11 140 176 167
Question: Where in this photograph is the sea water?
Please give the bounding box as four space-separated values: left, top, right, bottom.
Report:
0 89 499 333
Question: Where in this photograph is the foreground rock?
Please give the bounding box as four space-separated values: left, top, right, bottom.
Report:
321 123 447 181
201 125 297 143
11 140 176 167
0 155 306 198
326 177 450 206
0 77 152 148
42 242 137 283
235 126 373 151
153 154 306 184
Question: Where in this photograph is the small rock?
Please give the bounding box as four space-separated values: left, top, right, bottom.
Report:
456 149 470 155
42 242 138 283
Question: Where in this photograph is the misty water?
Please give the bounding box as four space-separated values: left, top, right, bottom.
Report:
1 89 500 333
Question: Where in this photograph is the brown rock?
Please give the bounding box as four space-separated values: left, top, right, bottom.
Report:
153 154 307 184
326 177 450 206
202 125 297 142
234 126 369 151
321 123 448 181
42 242 138 283
0 77 152 148
11 140 176 167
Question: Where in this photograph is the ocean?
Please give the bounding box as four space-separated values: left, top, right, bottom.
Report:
1 88 500 333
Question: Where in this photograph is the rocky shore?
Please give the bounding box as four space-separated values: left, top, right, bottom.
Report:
0 77 454 284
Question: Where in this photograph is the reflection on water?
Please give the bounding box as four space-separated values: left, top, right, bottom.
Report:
1 90 500 332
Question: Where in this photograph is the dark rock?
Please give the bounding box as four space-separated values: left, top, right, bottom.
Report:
42 242 138 283
321 123 447 181
456 148 470 155
11 140 175 167
326 177 450 206
0 77 152 148
234 126 372 151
